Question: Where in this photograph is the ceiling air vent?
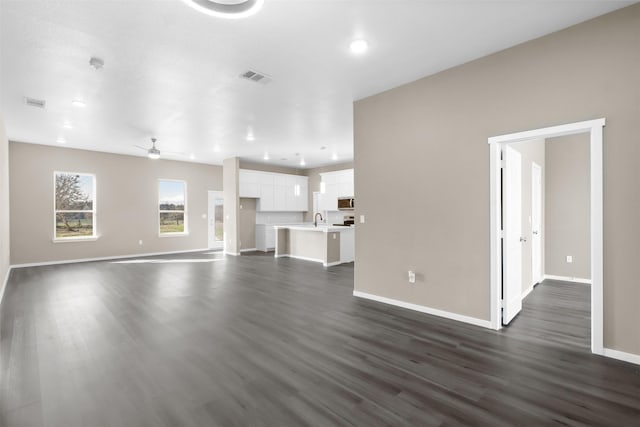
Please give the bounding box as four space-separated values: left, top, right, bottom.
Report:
240 69 271 84
25 97 46 108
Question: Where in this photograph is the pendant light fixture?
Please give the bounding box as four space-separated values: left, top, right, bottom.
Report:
179 0 264 19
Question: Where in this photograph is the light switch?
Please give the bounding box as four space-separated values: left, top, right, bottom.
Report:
360 215 365 224
408 270 416 283
566 255 573 263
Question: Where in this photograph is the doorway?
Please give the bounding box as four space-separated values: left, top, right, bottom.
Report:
208 191 224 250
531 162 542 286
489 118 605 355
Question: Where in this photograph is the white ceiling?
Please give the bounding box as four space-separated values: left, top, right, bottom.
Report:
1 0 634 168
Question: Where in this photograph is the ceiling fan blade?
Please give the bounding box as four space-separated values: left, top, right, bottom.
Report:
133 144 149 151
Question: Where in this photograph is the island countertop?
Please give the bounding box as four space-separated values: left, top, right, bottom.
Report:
273 224 354 233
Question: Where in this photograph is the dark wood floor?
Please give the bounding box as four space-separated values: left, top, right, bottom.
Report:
1 252 639 426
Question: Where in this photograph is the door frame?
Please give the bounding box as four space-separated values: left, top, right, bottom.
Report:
488 118 605 355
208 191 224 250
531 162 543 287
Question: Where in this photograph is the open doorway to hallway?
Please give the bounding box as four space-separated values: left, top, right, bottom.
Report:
503 133 591 350
489 119 604 355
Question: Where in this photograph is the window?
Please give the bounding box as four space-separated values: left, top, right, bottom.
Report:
159 180 187 235
54 172 96 240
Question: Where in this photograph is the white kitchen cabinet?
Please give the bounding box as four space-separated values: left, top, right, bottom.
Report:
239 170 262 198
240 169 308 212
319 169 353 212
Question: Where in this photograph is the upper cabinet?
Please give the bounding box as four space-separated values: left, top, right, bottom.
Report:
318 169 354 212
239 169 308 212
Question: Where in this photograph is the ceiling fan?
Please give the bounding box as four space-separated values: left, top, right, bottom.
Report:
134 138 186 160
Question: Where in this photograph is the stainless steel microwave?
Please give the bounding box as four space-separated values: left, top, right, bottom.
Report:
337 197 355 210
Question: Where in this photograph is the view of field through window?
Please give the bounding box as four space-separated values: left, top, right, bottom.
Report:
55 172 95 239
159 180 186 234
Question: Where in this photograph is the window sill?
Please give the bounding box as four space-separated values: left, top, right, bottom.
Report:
158 232 190 238
52 236 99 243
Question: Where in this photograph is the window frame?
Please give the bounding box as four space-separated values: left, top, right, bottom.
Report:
53 171 97 242
158 179 188 237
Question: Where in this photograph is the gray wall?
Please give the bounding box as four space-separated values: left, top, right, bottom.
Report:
9 142 222 265
303 162 354 222
511 139 545 293
0 115 10 303
223 157 240 255
545 134 590 280
239 198 257 251
354 4 640 355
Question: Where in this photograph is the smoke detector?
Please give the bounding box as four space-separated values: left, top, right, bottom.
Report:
89 57 104 70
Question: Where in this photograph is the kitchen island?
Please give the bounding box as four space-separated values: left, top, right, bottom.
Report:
273 224 354 266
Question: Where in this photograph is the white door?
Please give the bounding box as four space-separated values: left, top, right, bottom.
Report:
531 163 542 286
503 145 523 325
208 191 224 249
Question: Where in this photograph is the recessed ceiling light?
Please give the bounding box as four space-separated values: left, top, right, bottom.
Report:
332 153 338 161
246 134 255 142
189 153 196 160
180 0 264 19
71 99 86 108
213 145 221 152
63 121 73 129
350 39 368 54
299 159 306 166
263 153 270 160
56 137 66 144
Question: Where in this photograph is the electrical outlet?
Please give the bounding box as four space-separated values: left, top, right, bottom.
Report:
566 255 573 263
138 240 143 245
408 270 416 283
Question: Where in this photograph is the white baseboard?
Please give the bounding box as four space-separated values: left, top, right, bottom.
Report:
240 248 257 253
225 251 241 256
274 253 340 267
324 261 341 267
544 274 591 284
603 348 640 366
0 265 11 308
10 248 211 269
352 291 492 329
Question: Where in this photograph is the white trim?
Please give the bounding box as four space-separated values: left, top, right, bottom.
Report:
158 179 188 236
10 248 210 269
54 171 97 240
0 266 11 307
52 236 100 243
276 254 323 264
225 251 241 256
489 118 605 354
240 248 257 253
274 253 340 267
353 291 492 329
603 348 640 366
543 274 591 285
487 119 605 145
324 261 341 267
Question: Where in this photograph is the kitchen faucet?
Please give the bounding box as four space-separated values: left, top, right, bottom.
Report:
314 212 323 227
